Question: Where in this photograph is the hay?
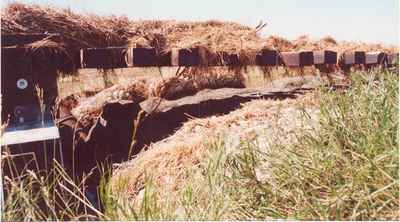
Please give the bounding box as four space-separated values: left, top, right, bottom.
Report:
149 68 246 100
2 3 271 68
127 20 268 52
71 79 149 119
288 35 397 54
266 35 295 51
264 34 397 54
126 20 270 66
2 3 268 55
3 3 396 68
1 3 133 74
3 2 396 78
25 37 79 73
1 3 131 49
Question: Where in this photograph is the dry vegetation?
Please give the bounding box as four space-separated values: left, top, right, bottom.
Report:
2 3 397 57
277 35 398 53
1 3 131 49
1 3 267 58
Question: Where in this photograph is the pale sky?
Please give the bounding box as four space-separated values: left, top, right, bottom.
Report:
2 0 399 45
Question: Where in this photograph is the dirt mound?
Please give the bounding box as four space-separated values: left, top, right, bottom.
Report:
149 68 246 100
70 79 149 119
69 69 246 119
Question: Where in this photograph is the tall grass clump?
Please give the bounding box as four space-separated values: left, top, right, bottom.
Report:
106 69 399 220
248 70 399 220
234 70 398 220
1 158 103 221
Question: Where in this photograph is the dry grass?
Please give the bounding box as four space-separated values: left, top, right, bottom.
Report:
289 35 398 53
3 3 396 69
127 20 269 55
1 3 131 49
265 34 398 54
2 3 267 55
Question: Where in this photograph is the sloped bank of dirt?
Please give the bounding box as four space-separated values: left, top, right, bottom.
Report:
109 91 321 207
56 74 343 208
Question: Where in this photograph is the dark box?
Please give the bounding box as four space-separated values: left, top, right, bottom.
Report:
256 49 278 66
178 48 201 66
129 47 157 67
299 51 314 66
354 51 366 64
1 47 41 125
81 47 127 69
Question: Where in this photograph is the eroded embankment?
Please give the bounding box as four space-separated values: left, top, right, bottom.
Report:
56 75 340 196
109 90 321 209
65 76 325 161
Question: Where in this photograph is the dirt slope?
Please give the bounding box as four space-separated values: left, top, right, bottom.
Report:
110 92 320 204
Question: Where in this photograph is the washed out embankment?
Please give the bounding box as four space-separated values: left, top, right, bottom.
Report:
109 91 321 210
56 75 334 190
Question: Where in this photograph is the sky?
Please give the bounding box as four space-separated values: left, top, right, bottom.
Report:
2 0 399 45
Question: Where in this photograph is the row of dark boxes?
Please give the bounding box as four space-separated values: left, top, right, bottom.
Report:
80 47 399 69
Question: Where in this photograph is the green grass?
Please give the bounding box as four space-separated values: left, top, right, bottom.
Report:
1 159 104 221
104 69 399 220
2 69 399 220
